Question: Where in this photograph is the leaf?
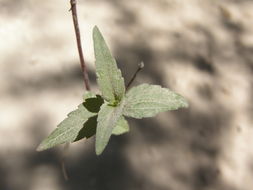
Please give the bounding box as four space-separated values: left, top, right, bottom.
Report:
75 116 129 142
96 101 125 155
74 94 104 142
75 116 98 141
36 103 96 151
37 94 104 151
76 93 129 143
112 117 129 135
123 84 188 119
83 91 97 100
93 26 125 104
83 94 104 113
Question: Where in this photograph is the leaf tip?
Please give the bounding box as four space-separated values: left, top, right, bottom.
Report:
181 97 189 108
36 144 45 152
95 145 104 156
93 25 100 36
93 25 99 30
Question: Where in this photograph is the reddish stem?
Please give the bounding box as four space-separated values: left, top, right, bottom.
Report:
70 0 90 90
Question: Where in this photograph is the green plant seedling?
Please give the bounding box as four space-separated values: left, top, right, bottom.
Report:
37 26 188 155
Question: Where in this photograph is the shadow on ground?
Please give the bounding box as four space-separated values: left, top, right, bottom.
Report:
1 0 253 190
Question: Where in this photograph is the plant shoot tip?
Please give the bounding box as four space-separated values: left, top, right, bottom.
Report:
138 62 144 69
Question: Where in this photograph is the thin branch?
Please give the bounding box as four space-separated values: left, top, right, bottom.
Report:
70 0 90 90
60 0 91 181
126 62 144 90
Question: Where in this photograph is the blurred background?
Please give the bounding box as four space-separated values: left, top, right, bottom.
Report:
1 0 253 190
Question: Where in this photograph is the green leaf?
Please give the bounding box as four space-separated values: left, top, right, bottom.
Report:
123 84 188 119
37 94 104 151
75 116 98 141
36 103 96 151
75 116 129 142
83 91 97 100
112 117 129 135
96 101 125 155
83 94 104 113
76 93 129 143
93 26 125 104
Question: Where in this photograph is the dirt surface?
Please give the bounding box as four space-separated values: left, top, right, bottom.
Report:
1 0 253 190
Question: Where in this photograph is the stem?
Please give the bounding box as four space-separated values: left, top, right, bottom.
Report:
61 143 70 180
60 0 90 181
126 62 144 90
70 0 90 90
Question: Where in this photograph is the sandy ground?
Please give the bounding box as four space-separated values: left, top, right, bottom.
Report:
1 0 253 190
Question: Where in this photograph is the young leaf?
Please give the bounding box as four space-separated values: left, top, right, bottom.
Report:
112 117 129 135
37 93 103 151
96 101 125 155
93 26 125 104
78 93 129 141
75 116 98 141
123 84 188 119
83 95 104 113
83 91 97 100
75 116 130 141
37 103 96 151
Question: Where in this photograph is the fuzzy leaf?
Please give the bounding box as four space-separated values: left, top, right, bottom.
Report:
96 101 125 155
112 117 129 135
37 103 96 151
74 116 98 141
83 94 104 113
37 95 103 151
123 84 188 119
75 116 129 142
83 91 97 100
93 26 125 104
